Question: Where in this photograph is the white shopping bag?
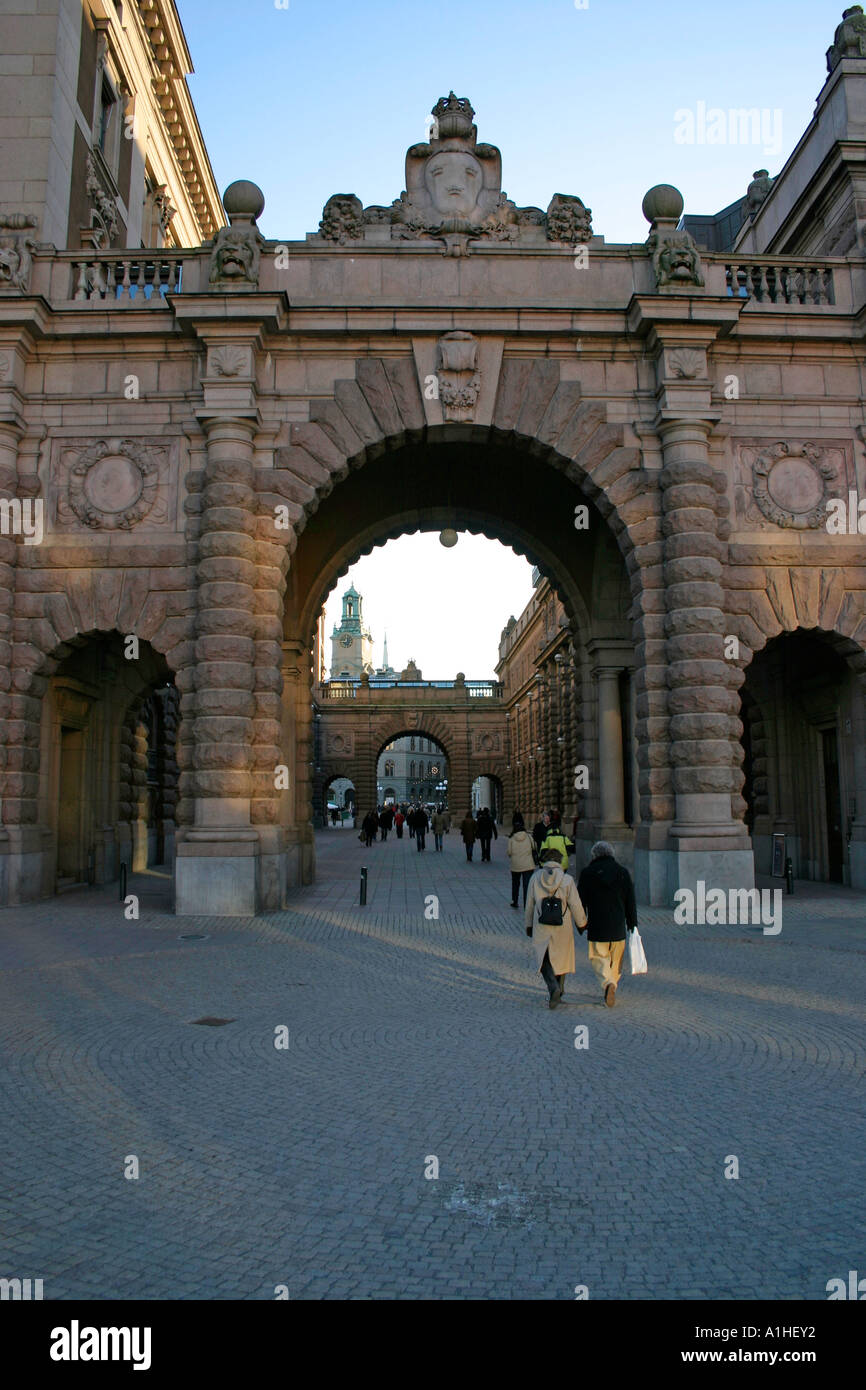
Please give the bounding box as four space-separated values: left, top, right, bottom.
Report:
627 928 647 975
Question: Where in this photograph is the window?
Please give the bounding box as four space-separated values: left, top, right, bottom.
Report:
410 737 415 751
410 761 416 778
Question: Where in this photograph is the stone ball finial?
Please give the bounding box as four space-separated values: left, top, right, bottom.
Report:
642 184 685 224
222 180 265 224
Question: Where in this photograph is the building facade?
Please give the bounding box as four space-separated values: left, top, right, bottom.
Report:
2 11 866 912
377 735 448 806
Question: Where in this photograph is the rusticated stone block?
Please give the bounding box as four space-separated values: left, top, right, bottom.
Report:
673 766 734 794
515 361 560 439
667 634 725 664
536 381 583 448
194 660 255 690
193 743 253 771
665 608 726 636
356 358 404 439
555 400 606 459
664 533 724 562
308 399 365 461
197 556 257 588
190 770 252 798
198 581 254 610
193 636 254 665
668 685 732 715
194 689 255 717
670 739 735 767
492 359 533 433
334 379 381 447
662 483 717 512
382 358 426 434
660 460 714 489
666 581 725 610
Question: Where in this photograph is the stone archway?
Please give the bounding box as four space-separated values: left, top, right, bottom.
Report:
739 627 866 886
4 630 178 903
177 357 752 911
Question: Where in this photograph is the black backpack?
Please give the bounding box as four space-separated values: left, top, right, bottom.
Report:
539 894 564 926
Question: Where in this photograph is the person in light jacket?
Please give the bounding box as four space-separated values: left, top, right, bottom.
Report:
525 848 587 1009
507 813 537 909
432 807 449 851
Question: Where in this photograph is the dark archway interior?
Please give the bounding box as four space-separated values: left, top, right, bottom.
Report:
284 439 627 644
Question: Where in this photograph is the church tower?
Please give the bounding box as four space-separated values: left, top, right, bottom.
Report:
330 585 374 678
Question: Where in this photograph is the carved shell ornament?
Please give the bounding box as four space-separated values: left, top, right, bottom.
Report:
667 348 705 379
752 441 837 530
210 346 249 377
67 439 160 530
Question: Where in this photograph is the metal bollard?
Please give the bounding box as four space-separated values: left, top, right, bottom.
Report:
784 856 794 895
119 862 127 902
360 866 367 906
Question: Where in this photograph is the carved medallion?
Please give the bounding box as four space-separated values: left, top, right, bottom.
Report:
751 442 838 529
54 437 172 531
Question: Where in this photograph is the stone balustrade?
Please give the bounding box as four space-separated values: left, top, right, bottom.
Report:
318 679 502 699
69 253 187 302
720 257 837 305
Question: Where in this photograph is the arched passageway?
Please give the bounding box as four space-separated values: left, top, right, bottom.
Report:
279 434 643 897
19 631 178 901
740 629 866 885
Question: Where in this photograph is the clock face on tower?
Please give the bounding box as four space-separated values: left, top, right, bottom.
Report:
340 635 353 648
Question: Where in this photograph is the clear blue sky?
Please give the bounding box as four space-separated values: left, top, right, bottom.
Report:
178 0 845 243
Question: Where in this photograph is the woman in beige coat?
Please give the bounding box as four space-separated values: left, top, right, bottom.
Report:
507 813 537 909
525 849 587 1009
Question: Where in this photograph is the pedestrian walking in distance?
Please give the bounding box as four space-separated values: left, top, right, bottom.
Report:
577 841 638 1009
362 810 378 848
525 848 587 1009
412 804 429 851
379 805 393 841
532 811 550 853
507 813 536 909
476 806 497 861
394 809 405 839
460 810 477 861
539 821 571 869
432 805 449 851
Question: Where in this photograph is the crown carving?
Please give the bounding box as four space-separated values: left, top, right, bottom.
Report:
431 92 475 138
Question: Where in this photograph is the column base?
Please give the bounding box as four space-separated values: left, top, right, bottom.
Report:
175 830 259 916
666 845 756 905
849 838 866 891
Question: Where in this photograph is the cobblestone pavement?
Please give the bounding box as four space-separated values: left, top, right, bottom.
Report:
1 828 864 1301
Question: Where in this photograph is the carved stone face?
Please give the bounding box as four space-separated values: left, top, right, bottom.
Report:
0 240 21 284
659 239 698 282
423 151 483 221
215 229 254 280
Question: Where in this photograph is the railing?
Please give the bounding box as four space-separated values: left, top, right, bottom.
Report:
724 259 834 305
318 679 503 697
69 254 186 302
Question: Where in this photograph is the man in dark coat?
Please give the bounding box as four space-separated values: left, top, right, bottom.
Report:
411 805 429 851
576 840 638 1008
476 807 498 861
532 811 550 851
379 805 393 840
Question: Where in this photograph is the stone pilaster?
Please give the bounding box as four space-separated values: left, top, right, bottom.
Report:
660 420 752 898
175 416 260 915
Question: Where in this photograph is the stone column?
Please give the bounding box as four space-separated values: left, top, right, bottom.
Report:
660 420 752 897
175 416 259 915
848 673 866 889
596 669 626 826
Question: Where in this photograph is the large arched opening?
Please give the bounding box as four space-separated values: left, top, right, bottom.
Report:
280 433 641 891
16 630 178 902
739 627 866 885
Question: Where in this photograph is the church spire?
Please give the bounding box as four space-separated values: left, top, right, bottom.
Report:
383 631 389 669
